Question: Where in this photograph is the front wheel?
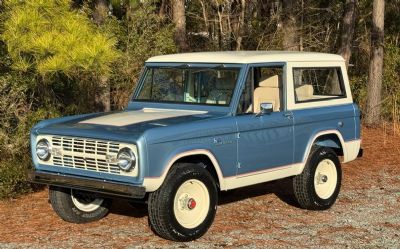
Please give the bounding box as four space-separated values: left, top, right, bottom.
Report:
49 186 112 223
293 147 342 210
148 163 218 241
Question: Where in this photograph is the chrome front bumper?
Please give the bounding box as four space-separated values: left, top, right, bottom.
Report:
28 170 146 199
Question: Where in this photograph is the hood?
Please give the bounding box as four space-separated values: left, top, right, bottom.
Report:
34 108 222 143
79 108 207 126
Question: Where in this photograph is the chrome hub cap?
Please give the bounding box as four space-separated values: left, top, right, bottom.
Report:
314 159 337 199
173 179 210 229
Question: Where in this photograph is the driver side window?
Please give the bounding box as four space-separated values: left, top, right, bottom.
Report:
237 66 284 115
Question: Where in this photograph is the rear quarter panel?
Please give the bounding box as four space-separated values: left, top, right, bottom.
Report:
292 104 359 163
286 60 360 164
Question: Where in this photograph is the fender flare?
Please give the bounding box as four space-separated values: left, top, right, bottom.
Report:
297 129 346 174
143 149 226 192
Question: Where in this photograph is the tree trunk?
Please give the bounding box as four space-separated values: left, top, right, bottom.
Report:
199 0 209 35
159 0 168 18
95 75 111 112
338 0 357 68
216 4 226 50
365 0 385 126
282 0 298 51
93 0 108 25
172 0 189 52
93 0 111 112
235 0 246 50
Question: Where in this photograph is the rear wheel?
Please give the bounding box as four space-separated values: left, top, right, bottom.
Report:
293 147 342 210
49 186 112 223
148 163 218 241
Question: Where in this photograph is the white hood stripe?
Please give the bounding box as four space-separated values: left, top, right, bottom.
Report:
80 108 207 127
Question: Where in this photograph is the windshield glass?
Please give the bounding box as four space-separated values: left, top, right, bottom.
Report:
134 66 240 106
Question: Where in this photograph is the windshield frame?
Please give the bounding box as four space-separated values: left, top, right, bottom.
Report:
128 62 246 113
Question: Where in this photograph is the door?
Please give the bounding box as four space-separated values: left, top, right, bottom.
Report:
235 65 294 175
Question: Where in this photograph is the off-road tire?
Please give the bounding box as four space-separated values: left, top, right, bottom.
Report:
148 163 218 241
49 186 112 223
293 146 342 210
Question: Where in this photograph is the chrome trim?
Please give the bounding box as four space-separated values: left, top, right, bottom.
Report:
36 139 52 161
36 135 139 177
28 170 146 199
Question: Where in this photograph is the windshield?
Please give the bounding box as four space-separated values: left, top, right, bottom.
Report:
134 66 240 106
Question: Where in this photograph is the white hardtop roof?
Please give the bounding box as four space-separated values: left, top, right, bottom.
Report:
146 51 344 64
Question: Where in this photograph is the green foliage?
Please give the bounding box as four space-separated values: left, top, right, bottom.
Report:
0 74 61 198
0 0 120 198
109 3 176 108
342 41 400 122
0 1 176 198
0 161 32 199
349 74 368 111
381 43 400 121
2 0 119 76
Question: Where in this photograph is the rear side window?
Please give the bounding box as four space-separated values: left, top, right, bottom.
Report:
293 67 346 103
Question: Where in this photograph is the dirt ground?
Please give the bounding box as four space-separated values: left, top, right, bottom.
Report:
0 127 399 248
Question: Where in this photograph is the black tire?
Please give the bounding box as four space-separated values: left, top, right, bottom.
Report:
49 186 112 223
293 147 342 210
148 163 218 241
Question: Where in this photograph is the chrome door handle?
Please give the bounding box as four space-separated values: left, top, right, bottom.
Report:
283 113 293 119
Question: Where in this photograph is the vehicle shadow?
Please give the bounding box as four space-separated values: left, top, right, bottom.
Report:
108 177 301 218
218 177 301 208
109 199 148 218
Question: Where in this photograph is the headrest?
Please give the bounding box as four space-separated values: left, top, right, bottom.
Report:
295 84 314 96
259 75 280 88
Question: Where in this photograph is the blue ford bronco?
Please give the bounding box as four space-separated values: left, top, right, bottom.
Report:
29 51 362 241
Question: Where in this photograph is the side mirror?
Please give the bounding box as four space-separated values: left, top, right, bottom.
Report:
256 102 273 117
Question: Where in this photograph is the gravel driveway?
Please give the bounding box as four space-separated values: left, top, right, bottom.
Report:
0 127 399 248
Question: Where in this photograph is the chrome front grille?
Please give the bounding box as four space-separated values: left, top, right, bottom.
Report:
52 137 120 155
50 136 122 175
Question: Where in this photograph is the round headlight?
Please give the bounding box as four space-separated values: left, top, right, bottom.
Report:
117 147 136 172
36 139 51 161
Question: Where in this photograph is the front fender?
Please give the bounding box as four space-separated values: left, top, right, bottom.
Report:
143 147 226 192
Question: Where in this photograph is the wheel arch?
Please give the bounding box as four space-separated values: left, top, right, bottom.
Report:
314 134 344 156
298 130 346 174
143 149 226 192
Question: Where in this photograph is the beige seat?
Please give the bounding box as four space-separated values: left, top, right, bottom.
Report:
253 75 281 113
295 84 314 101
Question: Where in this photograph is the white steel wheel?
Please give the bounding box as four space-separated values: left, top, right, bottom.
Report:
173 179 210 229
293 147 342 210
148 163 218 241
314 159 338 199
71 189 104 212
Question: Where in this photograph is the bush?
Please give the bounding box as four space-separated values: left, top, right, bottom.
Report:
0 161 32 199
381 43 400 122
0 1 176 199
0 0 119 199
108 3 176 109
0 75 61 198
349 41 400 122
